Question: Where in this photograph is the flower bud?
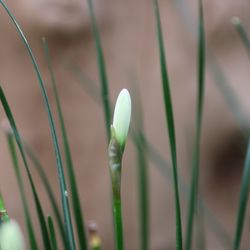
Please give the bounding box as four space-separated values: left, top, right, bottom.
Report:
0 220 25 250
112 89 131 151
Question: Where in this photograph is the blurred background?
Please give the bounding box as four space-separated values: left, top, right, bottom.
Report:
0 0 250 249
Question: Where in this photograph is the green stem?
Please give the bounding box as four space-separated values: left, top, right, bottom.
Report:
113 199 124 250
109 133 124 250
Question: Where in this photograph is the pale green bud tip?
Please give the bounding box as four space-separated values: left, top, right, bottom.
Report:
231 16 241 26
112 89 131 149
0 220 25 250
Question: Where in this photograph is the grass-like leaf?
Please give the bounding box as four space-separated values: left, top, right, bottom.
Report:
174 0 250 133
22 141 67 249
208 53 250 133
87 0 111 142
43 38 88 250
232 17 250 57
153 0 183 249
48 216 58 250
131 84 150 250
231 16 250 250
0 2 76 249
185 0 206 249
0 87 51 250
195 204 206 250
65 60 100 103
5 133 38 249
142 133 233 249
233 142 250 250
134 130 150 250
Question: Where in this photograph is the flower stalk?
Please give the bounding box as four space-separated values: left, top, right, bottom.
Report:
108 89 131 250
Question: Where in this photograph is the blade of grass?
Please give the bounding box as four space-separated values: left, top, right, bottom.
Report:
0 2 76 249
87 0 111 142
208 53 250 133
185 0 206 249
231 16 250 250
48 216 58 250
22 141 67 249
0 87 51 250
175 0 250 136
233 142 250 250
153 0 183 249
4 132 38 249
134 130 150 250
65 60 100 103
231 17 250 58
175 0 250 133
42 38 88 250
195 203 206 250
131 83 150 250
142 133 234 249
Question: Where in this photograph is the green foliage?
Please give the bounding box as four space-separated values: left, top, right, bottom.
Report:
185 1 206 249
0 87 51 250
153 0 183 249
0 2 76 249
43 38 88 250
0 1 250 250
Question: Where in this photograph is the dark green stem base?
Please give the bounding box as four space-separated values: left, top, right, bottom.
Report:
113 198 124 250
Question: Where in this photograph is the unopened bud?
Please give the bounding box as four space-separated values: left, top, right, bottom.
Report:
0 220 25 250
112 89 131 151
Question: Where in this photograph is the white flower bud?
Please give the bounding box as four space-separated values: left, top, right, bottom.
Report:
112 89 131 150
0 220 25 250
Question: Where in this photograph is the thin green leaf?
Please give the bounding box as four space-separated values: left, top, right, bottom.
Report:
231 21 250 249
48 216 58 250
185 0 206 249
22 141 67 249
65 60 100 103
0 2 76 249
153 0 183 249
233 142 250 250
131 83 150 250
42 38 88 250
142 133 233 249
208 53 250 133
174 0 250 134
195 204 206 250
232 17 250 57
87 0 111 142
5 133 37 249
134 131 150 250
0 87 51 250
